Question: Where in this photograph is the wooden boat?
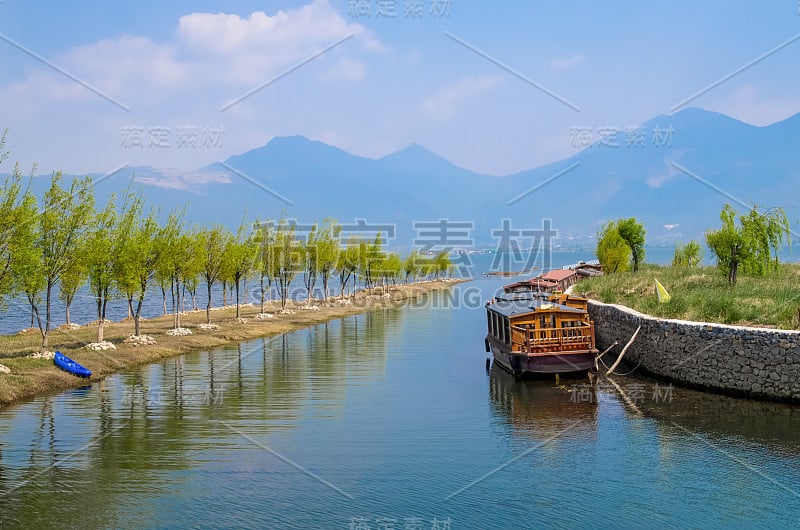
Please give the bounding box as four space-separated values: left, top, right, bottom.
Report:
485 291 598 377
54 351 92 378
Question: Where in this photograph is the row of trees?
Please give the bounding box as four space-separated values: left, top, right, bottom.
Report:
0 166 453 351
595 204 791 286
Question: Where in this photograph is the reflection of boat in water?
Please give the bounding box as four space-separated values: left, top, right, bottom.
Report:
485 291 598 376
489 365 598 438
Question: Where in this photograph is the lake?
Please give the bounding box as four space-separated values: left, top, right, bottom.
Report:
1 276 799 528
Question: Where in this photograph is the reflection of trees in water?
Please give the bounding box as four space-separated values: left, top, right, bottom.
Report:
489 366 598 441
0 308 399 525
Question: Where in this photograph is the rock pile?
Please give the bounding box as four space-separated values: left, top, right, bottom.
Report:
84 341 117 351
166 327 193 336
124 335 157 347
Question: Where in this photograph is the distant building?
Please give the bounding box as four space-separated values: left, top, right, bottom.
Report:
540 269 578 291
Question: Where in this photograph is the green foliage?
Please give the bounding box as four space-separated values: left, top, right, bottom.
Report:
316 218 341 299
616 217 646 272
402 250 421 283
596 221 631 273
672 240 703 267
199 225 233 322
575 263 800 329
223 219 258 317
705 203 791 285
271 216 304 309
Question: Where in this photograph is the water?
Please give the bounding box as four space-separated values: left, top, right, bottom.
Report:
2 278 800 528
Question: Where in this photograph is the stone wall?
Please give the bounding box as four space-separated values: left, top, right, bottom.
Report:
588 300 800 402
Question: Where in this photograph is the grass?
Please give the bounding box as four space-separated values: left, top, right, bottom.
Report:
0 280 464 406
574 263 800 330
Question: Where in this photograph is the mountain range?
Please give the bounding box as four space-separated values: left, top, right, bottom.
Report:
21 107 800 248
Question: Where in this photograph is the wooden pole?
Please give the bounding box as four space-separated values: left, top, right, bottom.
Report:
606 326 641 376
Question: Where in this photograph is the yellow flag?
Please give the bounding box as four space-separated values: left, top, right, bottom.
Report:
655 279 671 303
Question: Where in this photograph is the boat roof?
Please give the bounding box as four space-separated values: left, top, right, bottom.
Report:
488 293 586 318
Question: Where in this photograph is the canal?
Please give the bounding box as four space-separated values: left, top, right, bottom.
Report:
1 277 799 528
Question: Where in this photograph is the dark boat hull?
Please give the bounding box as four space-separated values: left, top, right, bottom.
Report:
54 351 92 378
488 337 595 376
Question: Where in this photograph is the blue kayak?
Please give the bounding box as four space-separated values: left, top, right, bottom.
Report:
54 351 92 378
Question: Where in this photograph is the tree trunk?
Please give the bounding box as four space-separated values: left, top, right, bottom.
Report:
127 297 133 318
65 301 71 326
134 294 144 336
222 281 227 306
98 320 104 343
235 276 241 318
206 281 213 324
161 286 167 315
260 276 265 314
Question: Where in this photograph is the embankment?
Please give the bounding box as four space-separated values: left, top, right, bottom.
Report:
589 300 800 403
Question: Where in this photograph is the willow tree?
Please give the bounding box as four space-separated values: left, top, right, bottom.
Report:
255 220 275 314
596 221 631 273
616 217 646 272
225 221 258 318
706 203 790 285
403 250 420 284
302 222 318 303
672 240 703 268
337 237 359 298
199 225 232 323
86 196 116 342
316 218 341 300
29 173 95 350
0 161 32 307
271 217 304 309
125 210 164 337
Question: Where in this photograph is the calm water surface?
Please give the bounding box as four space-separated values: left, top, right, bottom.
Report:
1 277 800 529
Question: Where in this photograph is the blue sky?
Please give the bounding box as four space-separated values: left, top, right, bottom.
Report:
1 0 799 176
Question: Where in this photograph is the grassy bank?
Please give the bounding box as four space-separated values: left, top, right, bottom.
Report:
575 263 800 329
0 280 464 406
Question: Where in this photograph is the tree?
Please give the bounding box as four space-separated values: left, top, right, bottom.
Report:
337 237 359 298
225 220 258 318
403 250 420 284
706 203 791 285
0 158 34 308
85 196 117 342
199 225 232 323
255 220 275 314
271 217 304 309
381 252 402 288
126 210 164 336
672 240 703 267
59 253 86 325
316 218 340 300
434 251 452 279
596 222 631 273
616 217 646 272
112 190 145 320
302 222 319 304
29 173 95 350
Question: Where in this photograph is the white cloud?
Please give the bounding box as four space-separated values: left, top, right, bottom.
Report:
711 84 800 126
423 74 502 121
549 55 585 70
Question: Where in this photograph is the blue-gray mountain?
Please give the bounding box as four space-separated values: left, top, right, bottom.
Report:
21 107 800 247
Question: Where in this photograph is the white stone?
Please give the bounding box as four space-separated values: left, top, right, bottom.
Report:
236 318 248 324
255 313 274 319
166 327 193 336
27 351 55 360
279 309 296 315
0 364 10 374
84 341 117 351
300 305 320 311
197 323 220 331
123 335 157 347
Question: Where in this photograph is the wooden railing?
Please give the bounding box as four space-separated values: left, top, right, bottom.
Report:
511 324 594 353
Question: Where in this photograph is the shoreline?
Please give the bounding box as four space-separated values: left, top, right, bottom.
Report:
0 279 467 407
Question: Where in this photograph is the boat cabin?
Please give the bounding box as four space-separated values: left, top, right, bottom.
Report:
486 292 595 354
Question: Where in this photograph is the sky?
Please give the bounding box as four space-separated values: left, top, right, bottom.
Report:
1 1 799 177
